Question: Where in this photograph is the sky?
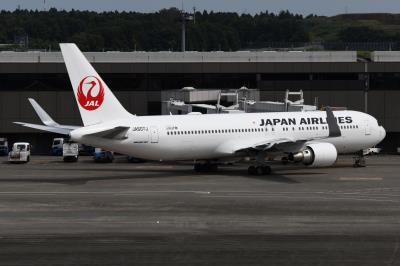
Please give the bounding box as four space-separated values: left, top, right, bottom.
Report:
3 0 400 16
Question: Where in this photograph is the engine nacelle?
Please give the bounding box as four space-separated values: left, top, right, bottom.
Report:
288 143 338 167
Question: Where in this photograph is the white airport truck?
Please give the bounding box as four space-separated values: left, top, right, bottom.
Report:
8 142 31 163
62 142 79 162
51 138 64 156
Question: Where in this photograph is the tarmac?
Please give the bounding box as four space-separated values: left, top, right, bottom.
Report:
0 155 399 265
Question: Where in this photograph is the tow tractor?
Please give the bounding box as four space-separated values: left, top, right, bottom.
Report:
8 142 31 163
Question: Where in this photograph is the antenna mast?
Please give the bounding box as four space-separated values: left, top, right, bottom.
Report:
180 7 194 52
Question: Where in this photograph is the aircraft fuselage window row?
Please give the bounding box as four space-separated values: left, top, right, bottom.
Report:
166 124 360 136
167 128 266 135
341 125 359 129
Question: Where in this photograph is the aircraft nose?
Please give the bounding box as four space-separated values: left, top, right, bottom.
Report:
379 126 386 141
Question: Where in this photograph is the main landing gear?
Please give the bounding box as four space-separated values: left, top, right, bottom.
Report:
353 151 366 168
194 162 218 173
247 165 271 175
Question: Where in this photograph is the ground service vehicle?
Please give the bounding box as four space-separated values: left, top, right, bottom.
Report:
93 148 114 163
363 147 382 156
51 138 64 155
15 43 386 175
0 138 9 156
8 142 31 163
63 142 79 162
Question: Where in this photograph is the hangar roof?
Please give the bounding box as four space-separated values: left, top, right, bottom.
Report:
0 51 356 63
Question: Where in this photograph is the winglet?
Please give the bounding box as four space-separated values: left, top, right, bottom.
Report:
28 98 59 127
326 107 341 137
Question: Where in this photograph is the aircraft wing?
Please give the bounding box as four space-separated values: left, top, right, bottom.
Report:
14 98 81 135
215 136 305 155
28 98 80 129
216 106 342 155
28 98 59 127
13 122 74 135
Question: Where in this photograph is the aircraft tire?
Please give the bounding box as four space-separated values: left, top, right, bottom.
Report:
248 166 256 175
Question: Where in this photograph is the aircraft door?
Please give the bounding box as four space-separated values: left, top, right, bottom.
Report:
364 120 371 135
150 126 159 143
266 125 276 136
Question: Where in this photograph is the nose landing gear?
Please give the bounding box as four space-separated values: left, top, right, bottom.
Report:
353 151 366 167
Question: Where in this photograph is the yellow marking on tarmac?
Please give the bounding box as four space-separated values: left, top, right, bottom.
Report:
339 177 383 181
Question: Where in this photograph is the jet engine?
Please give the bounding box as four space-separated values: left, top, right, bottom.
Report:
288 143 338 167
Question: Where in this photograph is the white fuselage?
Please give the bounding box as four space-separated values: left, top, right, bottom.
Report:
70 110 385 161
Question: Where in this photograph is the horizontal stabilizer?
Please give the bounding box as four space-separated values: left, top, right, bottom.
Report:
14 122 73 135
85 126 130 140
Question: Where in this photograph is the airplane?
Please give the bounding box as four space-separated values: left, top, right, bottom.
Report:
15 43 386 175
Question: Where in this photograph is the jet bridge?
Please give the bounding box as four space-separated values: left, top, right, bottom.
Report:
162 88 317 115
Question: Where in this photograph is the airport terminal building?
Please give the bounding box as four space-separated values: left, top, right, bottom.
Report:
0 50 399 153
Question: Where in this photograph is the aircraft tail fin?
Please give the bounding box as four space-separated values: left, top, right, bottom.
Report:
60 43 131 126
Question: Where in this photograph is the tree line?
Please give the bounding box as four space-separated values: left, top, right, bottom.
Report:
0 8 399 51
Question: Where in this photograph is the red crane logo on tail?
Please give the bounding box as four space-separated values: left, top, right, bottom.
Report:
77 76 105 111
